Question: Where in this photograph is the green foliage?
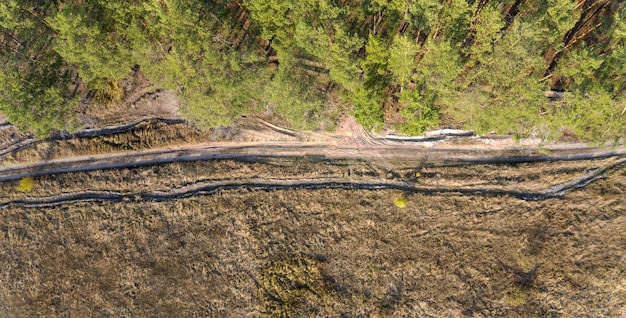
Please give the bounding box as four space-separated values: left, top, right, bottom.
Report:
407 0 443 31
140 0 268 128
391 39 460 136
345 34 393 132
557 44 603 92
176 63 269 129
325 26 364 90
455 84 625 143
0 0 33 30
0 0 78 136
0 63 79 137
506 286 529 307
0 0 623 142
544 0 580 47
595 12 626 94
465 4 505 65
414 39 463 102
394 89 440 135
488 22 543 82
562 90 625 143
349 87 385 131
368 0 407 13
48 1 150 88
454 18 557 139
264 57 331 130
408 0 472 42
244 0 296 46
361 34 391 90
388 35 418 85
293 20 363 90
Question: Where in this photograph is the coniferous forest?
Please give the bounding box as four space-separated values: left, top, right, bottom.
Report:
1 0 625 140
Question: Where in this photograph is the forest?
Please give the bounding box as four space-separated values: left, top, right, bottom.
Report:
0 0 625 141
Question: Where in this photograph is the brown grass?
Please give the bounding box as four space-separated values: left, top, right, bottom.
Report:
1 122 214 165
0 157 618 201
81 70 179 127
0 161 624 317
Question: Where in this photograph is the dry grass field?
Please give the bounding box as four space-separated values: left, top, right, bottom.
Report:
0 158 624 317
1 121 210 165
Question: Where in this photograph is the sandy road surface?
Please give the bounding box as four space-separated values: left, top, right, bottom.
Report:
1 139 625 181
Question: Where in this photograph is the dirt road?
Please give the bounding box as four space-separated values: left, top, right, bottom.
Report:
1 124 624 180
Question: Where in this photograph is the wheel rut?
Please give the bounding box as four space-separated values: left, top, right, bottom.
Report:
2 157 624 208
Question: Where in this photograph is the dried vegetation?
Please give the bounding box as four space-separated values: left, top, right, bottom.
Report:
0 158 624 317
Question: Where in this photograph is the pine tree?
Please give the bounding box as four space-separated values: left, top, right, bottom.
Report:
0 0 78 136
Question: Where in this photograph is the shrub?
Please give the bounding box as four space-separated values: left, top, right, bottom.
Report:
16 177 34 192
393 196 408 208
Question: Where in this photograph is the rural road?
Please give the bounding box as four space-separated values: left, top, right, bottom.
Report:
1 138 625 182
